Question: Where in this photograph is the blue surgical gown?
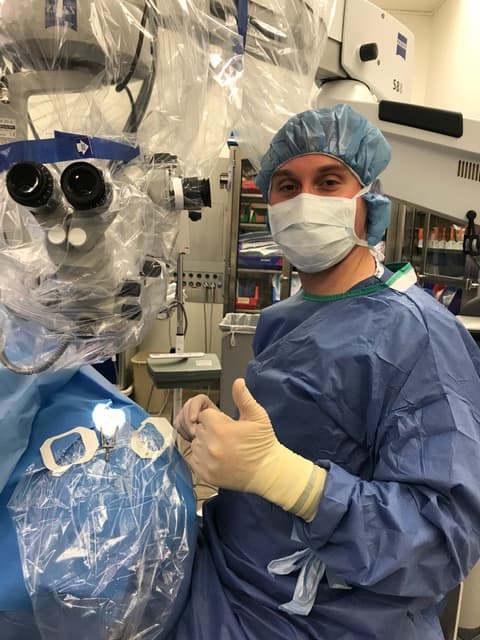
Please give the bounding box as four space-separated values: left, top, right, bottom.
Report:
173 264 480 640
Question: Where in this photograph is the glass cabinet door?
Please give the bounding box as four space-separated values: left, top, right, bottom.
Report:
225 150 300 314
387 202 479 314
394 206 467 276
424 215 466 277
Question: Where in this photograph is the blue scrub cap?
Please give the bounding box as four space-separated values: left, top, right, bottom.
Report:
255 103 392 201
255 104 393 246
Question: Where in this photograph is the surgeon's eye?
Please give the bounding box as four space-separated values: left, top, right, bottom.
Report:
318 177 342 190
280 183 298 192
272 181 299 197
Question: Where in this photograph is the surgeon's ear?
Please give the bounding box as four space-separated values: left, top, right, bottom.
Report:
354 197 369 240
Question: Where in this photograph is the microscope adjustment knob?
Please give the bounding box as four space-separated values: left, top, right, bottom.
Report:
359 43 379 62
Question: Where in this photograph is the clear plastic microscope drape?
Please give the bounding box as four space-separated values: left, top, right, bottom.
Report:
233 0 336 169
0 0 243 373
8 414 196 640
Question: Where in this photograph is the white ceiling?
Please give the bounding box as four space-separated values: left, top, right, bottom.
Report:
370 0 445 12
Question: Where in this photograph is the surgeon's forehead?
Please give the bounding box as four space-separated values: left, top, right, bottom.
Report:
271 154 356 180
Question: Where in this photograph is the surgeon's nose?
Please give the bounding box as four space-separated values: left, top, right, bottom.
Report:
300 182 316 195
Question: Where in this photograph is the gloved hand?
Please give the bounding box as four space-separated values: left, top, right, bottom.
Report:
174 394 218 442
190 378 327 522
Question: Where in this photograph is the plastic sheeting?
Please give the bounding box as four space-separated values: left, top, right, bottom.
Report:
0 365 197 640
9 419 194 640
234 0 336 170
0 0 243 372
0 0 338 373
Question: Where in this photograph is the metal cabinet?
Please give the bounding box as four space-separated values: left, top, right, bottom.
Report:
223 147 298 314
385 199 480 313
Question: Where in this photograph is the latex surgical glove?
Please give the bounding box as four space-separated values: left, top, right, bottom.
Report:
191 378 327 522
173 394 218 442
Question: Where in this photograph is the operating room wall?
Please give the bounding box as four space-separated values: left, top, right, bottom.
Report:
390 3 480 117
423 0 480 117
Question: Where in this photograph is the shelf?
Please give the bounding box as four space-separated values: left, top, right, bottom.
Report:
238 267 282 275
223 151 298 315
234 307 261 314
418 273 465 286
239 223 267 230
241 200 267 209
413 248 464 254
241 192 263 200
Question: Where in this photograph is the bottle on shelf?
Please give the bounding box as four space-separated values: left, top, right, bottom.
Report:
438 227 447 249
417 227 424 249
455 227 465 250
446 226 456 250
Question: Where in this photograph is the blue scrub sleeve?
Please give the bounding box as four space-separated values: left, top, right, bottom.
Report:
295 319 480 600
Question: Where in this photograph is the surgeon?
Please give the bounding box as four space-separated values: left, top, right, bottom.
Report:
172 103 480 639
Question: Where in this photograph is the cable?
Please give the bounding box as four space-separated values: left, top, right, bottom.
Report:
203 284 209 352
122 85 138 131
145 381 156 412
166 300 188 352
120 2 159 136
208 285 215 353
151 388 171 417
27 112 40 139
203 304 208 352
168 300 188 338
168 312 174 352
201 284 217 353
116 2 150 93
0 338 69 375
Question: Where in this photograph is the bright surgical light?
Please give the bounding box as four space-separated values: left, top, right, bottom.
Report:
92 403 126 439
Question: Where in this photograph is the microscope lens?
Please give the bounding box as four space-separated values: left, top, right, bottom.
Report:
70 168 97 196
181 177 212 209
61 162 111 211
6 162 53 207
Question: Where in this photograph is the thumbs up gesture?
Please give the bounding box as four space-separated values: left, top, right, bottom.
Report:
190 378 277 492
190 379 326 521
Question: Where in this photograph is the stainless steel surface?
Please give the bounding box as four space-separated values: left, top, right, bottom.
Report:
417 273 465 286
224 147 242 314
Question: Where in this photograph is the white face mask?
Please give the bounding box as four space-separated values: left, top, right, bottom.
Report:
267 187 371 273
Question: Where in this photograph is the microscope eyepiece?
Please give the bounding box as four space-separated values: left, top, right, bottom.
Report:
181 177 211 209
61 162 111 211
6 162 54 208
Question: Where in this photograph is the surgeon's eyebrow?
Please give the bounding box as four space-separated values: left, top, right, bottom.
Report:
271 169 296 182
316 164 350 175
271 164 350 181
